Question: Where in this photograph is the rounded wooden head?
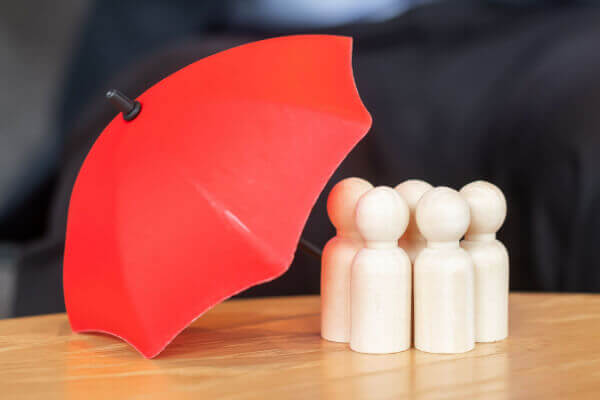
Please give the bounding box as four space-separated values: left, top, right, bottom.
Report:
416 186 470 243
395 180 433 210
355 186 409 242
327 177 373 233
395 179 433 237
460 180 506 236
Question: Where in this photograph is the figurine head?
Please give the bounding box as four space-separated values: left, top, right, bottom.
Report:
416 186 470 243
460 180 506 238
395 179 433 238
355 186 409 243
327 177 373 234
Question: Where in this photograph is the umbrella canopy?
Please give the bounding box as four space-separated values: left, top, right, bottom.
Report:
63 35 371 358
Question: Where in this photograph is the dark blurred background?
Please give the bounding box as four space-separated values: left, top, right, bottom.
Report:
1 0 600 319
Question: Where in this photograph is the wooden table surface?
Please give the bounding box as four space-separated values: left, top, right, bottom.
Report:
1 293 599 399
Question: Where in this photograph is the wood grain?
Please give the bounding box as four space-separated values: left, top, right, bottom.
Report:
1 293 599 399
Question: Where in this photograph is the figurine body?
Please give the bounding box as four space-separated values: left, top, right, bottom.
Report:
350 187 411 354
414 187 475 354
395 179 433 263
460 181 509 342
321 178 373 343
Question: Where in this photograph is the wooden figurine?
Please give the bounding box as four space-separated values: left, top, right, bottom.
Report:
460 181 509 343
321 177 373 343
414 187 475 354
350 186 411 354
395 179 433 263
396 179 433 346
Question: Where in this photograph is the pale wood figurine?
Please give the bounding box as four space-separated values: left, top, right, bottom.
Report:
350 186 411 354
414 186 475 354
321 177 373 343
460 181 509 343
395 179 433 263
395 179 433 346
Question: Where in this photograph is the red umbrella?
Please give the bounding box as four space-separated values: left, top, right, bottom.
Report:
63 35 371 358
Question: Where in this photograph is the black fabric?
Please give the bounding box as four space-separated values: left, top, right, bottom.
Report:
15 1 600 316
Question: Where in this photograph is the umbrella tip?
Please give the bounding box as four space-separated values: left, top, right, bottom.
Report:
106 89 141 121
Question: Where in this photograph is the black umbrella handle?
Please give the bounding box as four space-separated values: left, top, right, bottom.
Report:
298 238 322 261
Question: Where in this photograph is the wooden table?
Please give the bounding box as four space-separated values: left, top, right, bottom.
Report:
1 293 599 399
